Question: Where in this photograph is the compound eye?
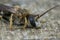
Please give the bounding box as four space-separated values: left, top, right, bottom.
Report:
28 16 36 27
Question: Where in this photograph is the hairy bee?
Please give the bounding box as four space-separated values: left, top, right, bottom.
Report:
0 4 59 30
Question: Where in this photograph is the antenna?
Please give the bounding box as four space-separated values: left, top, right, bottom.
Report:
36 5 59 20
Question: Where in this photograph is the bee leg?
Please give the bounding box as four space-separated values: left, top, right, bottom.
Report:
9 14 13 30
0 15 2 19
0 15 2 27
23 17 28 30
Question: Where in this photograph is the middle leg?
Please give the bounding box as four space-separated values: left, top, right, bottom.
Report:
9 14 13 30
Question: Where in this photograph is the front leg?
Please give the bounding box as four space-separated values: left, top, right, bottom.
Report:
23 17 28 29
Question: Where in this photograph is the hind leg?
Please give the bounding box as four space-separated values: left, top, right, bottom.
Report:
0 15 2 19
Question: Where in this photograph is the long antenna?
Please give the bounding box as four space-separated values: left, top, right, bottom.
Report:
36 5 59 20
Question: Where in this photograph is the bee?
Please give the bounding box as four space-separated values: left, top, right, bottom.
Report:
0 4 59 30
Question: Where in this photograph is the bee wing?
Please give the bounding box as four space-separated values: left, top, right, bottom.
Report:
0 4 16 13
